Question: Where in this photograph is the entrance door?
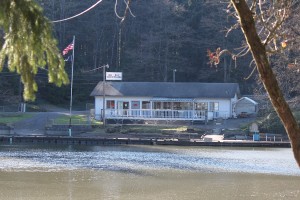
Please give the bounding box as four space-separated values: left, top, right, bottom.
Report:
117 101 129 116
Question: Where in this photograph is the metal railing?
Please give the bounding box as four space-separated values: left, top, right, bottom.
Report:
100 109 207 120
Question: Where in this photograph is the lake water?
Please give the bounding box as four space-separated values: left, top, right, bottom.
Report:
0 145 299 200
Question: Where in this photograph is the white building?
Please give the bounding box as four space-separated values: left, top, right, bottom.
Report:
234 97 258 117
90 82 240 122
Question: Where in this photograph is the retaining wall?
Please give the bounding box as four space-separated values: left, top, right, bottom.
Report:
0 125 13 135
45 125 92 136
0 136 291 148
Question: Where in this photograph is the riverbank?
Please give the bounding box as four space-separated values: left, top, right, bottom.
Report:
0 135 291 148
0 111 290 148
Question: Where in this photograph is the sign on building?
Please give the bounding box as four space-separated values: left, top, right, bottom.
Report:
106 72 122 80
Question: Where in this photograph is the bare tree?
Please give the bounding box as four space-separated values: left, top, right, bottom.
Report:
218 0 300 166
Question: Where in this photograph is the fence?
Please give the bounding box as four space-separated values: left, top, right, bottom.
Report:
0 105 20 112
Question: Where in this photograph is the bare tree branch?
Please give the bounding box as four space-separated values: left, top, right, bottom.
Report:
229 0 300 167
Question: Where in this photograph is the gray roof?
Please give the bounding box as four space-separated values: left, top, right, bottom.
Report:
90 82 240 99
236 97 258 105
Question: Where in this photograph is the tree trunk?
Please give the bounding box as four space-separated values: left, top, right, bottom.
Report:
231 0 300 167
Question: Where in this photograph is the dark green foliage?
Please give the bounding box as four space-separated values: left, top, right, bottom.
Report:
4 0 295 106
258 108 286 134
0 0 69 101
258 107 300 135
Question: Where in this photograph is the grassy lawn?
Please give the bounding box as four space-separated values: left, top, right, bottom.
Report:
52 114 102 125
119 125 189 134
52 115 205 135
0 113 34 125
99 124 206 135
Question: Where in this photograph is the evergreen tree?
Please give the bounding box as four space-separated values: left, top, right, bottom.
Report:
0 0 69 101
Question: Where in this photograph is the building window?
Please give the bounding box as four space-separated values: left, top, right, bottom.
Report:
195 102 208 110
106 100 115 109
209 102 219 111
131 101 140 109
153 102 162 109
173 102 192 110
142 101 150 109
173 102 181 110
183 102 193 110
163 102 171 109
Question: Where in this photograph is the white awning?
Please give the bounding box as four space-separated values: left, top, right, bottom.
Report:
151 98 194 102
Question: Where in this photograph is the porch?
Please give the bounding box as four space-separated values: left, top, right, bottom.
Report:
101 109 213 121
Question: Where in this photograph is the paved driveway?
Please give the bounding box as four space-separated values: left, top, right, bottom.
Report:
13 112 66 135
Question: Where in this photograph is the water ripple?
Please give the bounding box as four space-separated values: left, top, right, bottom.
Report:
0 145 299 176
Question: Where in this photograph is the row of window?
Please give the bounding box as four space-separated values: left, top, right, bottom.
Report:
106 100 219 111
107 100 151 109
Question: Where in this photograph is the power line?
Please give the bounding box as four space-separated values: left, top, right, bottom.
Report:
81 64 109 73
51 0 103 23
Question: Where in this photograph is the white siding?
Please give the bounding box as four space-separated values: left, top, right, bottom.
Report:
230 94 239 118
220 99 232 118
94 97 102 120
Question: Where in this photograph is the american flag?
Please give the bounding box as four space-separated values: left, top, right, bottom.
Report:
62 42 74 55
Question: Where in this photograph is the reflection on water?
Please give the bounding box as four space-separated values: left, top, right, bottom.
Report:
0 145 299 200
0 145 299 175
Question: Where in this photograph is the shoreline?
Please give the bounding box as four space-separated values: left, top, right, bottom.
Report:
0 135 291 148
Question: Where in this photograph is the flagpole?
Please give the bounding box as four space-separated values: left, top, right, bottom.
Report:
69 35 75 137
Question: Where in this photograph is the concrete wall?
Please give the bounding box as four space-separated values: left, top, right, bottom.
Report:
45 125 92 136
0 125 13 135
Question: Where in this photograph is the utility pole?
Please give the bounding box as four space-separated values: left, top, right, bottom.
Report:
68 36 75 137
173 69 177 83
18 75 23 112
102 64 109 127
82 64 109 127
